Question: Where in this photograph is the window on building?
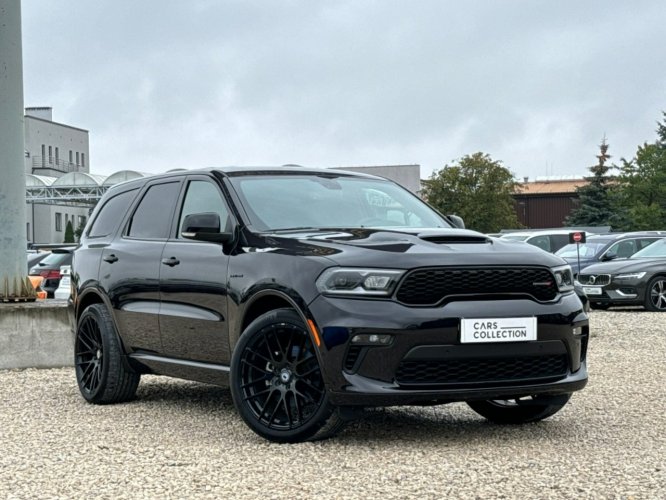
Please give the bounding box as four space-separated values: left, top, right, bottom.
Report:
55 213 62 232
127 182 181 239
78 215 87 228
69 150 73 165
81 153 86 168
76 152 80 166
48 146 53 163
55 147 59 164
42 145 46 167
27 223 31 241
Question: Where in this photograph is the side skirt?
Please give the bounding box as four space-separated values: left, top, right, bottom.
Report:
129 352 230 387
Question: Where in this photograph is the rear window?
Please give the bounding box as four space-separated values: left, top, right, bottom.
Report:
37 252 70 267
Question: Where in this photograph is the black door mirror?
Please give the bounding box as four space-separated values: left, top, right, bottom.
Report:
602 251 617 262
447 214 465 229
181 212 233 243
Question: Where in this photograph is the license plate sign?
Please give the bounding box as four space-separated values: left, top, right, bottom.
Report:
583 286 602 295
461 317 537 344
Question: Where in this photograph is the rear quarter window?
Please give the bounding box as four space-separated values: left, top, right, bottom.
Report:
88 189 139 238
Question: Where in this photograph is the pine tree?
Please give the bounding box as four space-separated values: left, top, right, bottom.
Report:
64 220 75 243
566 138 619 227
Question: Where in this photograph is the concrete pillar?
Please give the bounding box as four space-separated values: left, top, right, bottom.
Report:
0 0 35 301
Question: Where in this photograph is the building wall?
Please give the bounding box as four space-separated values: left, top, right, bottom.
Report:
24 113 89 176
513 193 579 229
337 165 421 194
26 204 90 245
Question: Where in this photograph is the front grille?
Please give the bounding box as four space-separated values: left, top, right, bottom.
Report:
578 273 611 286
395 354 569 386
395 267 558 305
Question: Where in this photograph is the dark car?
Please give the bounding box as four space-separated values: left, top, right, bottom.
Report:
556 233 665 275
69 167 589 442
27 251 48 272
29 248 74 298
578 238 666 311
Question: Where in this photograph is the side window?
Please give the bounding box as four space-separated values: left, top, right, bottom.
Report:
127 182 181 239
178 180 230 236
609 239 637 258
88 189 139 238
528 235 551 252
639 238 659 250
550 234 570 252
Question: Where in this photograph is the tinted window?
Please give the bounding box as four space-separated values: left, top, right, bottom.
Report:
88 189 139 238
127 182 181 239
36 252 70 268
178 180 230 236
528 235 551 252
550 234 570 252
639 238 660 250
608 239 637 258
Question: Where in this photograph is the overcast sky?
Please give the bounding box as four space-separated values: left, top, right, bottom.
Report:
21 0 666 179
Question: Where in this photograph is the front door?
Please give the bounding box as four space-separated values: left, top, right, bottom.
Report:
159 177 232 364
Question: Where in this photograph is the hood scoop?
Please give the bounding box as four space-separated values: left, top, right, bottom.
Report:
419 234 490 244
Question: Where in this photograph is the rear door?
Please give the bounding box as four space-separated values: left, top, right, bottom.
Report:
99 180 182 354
159 175 233 364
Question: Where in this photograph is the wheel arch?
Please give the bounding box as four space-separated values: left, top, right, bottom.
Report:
232 289 315 351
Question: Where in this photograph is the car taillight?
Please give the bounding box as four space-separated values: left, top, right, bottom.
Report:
40 270 61 280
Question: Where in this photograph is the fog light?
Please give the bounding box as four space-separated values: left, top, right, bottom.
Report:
573 326 583 336
351 334 393 345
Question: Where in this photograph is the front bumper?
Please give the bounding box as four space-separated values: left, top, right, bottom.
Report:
585 278 646 306
308 293 589 406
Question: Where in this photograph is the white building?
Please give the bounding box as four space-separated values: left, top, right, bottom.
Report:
24 107 91 244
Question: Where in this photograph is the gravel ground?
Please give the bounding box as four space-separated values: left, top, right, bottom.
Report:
1 310 665 499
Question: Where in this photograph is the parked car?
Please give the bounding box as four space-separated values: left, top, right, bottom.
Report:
27 251 48 272
29 248 74 298
556 232 665 275
499 230 585 254
578 238 666 311
70 167 589 443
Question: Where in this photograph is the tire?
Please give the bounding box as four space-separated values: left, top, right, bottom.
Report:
644 276 666 312
590 303 610 310
230 309 345 443
75 304 140 404
467 393 572 424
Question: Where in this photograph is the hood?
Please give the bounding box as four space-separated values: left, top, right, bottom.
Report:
245 227 567 269
580 257 666 275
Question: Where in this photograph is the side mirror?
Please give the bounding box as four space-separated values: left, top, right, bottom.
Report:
602 251 617 262
181 212 233 243
447 214 465 229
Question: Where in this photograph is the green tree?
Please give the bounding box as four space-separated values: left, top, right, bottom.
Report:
74 223 85 242
566 137 622 227
615 114 666 230
63 220 75 243
421 152 521 233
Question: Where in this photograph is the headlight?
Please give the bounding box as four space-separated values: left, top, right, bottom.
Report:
552 265 574 293
615 272 646 280
316 268 405 296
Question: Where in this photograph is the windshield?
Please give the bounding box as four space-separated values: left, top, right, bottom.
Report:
556 241 608 258
228 174 449 231
631 238 666 258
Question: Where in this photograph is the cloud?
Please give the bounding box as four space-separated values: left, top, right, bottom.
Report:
21 0 666 178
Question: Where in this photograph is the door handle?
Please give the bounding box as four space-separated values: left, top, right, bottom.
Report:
161 257 180 267
103 254 119 264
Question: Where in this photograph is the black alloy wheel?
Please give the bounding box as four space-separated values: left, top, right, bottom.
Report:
230 309 345 442
645 276 666 312
467 393 572 424
75 304 140 404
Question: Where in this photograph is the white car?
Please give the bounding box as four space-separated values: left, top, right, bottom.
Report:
500 230 594 254
53 265 71 300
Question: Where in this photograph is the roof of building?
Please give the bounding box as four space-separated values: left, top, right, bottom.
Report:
516 179 588 195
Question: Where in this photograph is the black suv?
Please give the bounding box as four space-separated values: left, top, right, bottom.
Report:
70 167 589 442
